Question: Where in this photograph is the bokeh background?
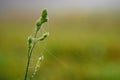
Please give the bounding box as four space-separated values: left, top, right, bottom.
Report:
0 0 120 80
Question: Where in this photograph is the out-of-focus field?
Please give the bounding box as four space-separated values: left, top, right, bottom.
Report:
0 11 120 80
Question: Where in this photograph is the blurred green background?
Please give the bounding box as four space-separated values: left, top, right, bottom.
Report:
0 0 120 80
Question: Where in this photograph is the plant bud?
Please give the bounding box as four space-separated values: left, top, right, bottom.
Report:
28 36 33 48
36 9 48 32
42 9 48 19
38 32 49 41
36 19 41 27
40 9 48 25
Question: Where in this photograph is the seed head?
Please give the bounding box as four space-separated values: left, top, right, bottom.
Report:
36 9 48 32
41 9 48 19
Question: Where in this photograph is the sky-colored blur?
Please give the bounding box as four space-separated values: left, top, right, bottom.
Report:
0 0 120 12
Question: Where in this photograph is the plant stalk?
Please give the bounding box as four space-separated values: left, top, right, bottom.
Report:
24 8 48 80
24 31 37 80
